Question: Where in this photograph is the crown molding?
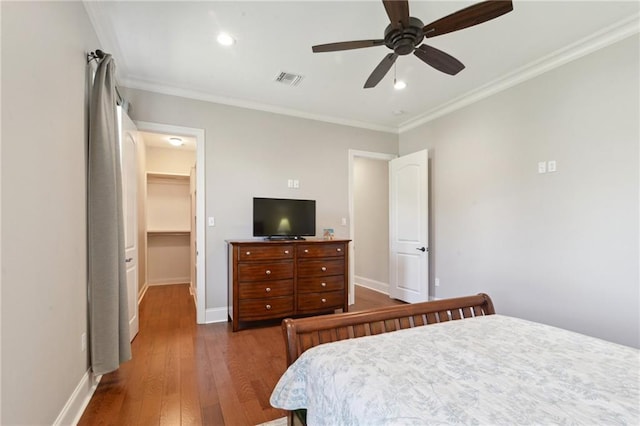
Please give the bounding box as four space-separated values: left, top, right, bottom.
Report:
120 76 398 134
83 1 129 77
399 13 640 133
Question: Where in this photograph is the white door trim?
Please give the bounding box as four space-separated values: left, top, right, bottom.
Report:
347 149 397 305
134 121 207 324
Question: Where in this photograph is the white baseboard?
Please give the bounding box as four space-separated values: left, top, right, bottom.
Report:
138 282 149 304
53 369 101 426
355 276 389 294
205 307 228 323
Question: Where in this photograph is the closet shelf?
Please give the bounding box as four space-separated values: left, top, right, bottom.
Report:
147 230 190 236
147 172 190 183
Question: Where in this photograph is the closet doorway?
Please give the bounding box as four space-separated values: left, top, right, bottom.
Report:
348 150 396 306
136 122 206 324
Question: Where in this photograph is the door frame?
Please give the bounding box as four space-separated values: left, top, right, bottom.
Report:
347 149 397 305
135 121 207 324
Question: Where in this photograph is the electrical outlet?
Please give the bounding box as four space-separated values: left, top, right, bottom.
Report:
293 179 299 189
435 278 440 287
81 332 87 352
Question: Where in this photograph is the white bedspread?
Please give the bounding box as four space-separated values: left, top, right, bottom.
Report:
270 315 639 425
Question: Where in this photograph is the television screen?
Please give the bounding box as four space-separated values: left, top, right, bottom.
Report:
253 197 316 239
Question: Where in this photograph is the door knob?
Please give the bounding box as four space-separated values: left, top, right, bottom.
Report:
416 247 427 252
125 257 133 263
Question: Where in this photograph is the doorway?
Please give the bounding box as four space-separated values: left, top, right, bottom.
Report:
135 121 206 324
348 150 396 305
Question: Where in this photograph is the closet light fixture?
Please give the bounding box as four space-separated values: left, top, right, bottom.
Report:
217 32 235 46
169 137 184 147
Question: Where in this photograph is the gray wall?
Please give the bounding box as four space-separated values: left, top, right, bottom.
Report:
354 157 390 291
1 2 99 423
400 35 639 347
121 88 398 310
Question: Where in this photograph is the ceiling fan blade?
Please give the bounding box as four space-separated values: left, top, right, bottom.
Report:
364 53 397 88
414 44 465 75
312 39 385 53
383 0 410 28
423 0 513 38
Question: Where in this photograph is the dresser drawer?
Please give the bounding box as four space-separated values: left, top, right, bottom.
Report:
297 259 345 277
238 245 294 261
297 275 344 294
238 279 293 299
297 243 346 258
238 261 293 281
297 290 344 313
239 296 294 321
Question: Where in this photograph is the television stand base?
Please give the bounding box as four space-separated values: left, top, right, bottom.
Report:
264 236 306 241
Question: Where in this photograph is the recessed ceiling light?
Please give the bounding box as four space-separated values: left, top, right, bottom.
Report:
393 80 407 90
217 32 235 46
169 137 184 147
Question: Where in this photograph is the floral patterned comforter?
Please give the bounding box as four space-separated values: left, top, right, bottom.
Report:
270 315 639 425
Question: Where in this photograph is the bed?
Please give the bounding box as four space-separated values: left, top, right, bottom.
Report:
270 293 639 425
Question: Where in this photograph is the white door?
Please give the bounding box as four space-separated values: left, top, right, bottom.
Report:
389 149 429 303
119 109 139 340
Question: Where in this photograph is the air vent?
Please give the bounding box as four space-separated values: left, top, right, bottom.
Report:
275 71 303 87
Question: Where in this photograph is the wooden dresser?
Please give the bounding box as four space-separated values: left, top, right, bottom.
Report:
228 239 350 331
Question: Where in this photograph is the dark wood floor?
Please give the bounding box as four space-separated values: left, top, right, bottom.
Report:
78 284 402 425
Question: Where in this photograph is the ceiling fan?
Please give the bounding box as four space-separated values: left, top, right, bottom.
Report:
312 0 513 88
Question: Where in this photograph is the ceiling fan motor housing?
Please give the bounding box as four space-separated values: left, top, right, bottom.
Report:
384 17 425 55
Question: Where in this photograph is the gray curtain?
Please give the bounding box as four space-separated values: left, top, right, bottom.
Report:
88 54 131 375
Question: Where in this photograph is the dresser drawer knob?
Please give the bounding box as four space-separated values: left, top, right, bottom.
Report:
265 270 271 275
304 249 309 253
265 287 271 293
321 282 327 287
337 248 342 252
321 266 327 272
265 304 272 310
246 251 251 255
284 250 289 254
321 298 327 303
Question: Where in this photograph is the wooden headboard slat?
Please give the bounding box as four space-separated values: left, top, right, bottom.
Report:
282 293 495 365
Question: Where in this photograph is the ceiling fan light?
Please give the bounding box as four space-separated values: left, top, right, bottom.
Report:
394 79 407 90
217 32 235 46
169 137 184 147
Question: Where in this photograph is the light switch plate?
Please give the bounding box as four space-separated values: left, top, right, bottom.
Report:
208 217 215 227
548 160 557 172
538 161 547 174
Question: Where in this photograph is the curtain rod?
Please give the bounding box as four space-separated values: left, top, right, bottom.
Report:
87 49 106 63
87 49 126 109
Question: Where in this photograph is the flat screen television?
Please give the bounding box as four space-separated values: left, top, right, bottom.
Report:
253 197 316 240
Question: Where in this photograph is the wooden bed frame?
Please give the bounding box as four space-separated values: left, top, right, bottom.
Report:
282 293 495 365
280 293 495 425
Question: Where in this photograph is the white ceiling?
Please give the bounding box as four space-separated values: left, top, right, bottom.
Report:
85 1 639 133
140 131 197 151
